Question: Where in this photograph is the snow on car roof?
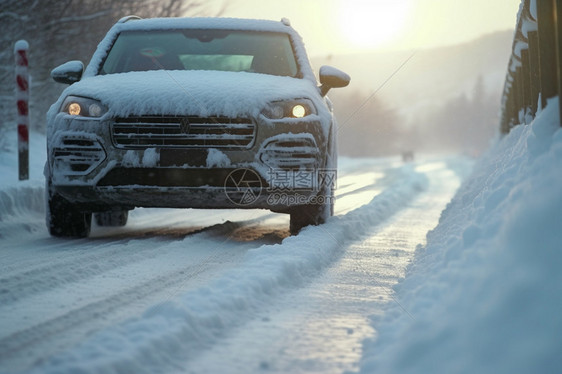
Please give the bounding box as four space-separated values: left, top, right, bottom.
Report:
118 16 296 33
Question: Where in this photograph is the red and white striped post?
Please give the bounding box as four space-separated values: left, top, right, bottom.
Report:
14 40 29 180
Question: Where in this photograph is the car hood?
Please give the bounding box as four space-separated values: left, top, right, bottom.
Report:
51 70 320 119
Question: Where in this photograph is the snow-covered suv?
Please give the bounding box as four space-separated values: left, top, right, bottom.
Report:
46 16 350 238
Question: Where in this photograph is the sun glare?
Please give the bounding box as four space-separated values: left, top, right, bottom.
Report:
337 0 412 50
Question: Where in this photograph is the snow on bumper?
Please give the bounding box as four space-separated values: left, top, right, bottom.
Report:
48 114 333 211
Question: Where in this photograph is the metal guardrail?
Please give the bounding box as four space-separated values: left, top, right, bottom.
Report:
500 0 562 134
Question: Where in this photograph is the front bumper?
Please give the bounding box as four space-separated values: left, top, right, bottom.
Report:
47 114 333 212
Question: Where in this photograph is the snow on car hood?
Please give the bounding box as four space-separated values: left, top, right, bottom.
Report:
48 70 322 119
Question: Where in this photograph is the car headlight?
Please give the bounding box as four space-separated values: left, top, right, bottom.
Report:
61 96 107 118
262 99 317 119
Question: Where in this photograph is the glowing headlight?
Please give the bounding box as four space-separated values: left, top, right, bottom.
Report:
61 96 107 118
262 99 316 119
292 104 306 118
68 102 81 116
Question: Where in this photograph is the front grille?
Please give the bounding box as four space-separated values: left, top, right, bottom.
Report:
112 116 255 148
53 137 105 174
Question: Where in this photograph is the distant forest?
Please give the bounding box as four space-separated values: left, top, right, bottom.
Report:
316 30 512 157
332 75 499 157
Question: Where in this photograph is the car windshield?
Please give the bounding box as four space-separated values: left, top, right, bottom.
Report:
100 29 300 77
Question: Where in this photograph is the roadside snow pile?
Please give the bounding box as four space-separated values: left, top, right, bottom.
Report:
0 132 46 238
360 98 562 373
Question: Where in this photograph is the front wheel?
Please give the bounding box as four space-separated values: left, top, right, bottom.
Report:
290 128 337 235
289 187 334 235
47 187 92 238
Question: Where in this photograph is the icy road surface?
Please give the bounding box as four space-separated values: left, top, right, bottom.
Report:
0 156 468 374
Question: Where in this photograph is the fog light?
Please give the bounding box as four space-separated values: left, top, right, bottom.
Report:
88 103 103 117
270 105 285 119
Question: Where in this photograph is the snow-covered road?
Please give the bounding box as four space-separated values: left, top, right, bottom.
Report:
0 149 467 374
186 160 463 374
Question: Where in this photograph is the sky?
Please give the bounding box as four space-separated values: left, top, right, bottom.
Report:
204 0 522 56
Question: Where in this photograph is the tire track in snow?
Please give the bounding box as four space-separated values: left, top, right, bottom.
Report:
0 240 175 305
0 221 245 305
0 221 280 372
0 219 277 306
0 257 219 366
1 217 213 276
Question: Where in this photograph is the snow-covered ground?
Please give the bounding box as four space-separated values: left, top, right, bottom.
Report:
0 98 560 374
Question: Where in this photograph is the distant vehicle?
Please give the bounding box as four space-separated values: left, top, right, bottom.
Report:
46 16 350 238
402 151 414 162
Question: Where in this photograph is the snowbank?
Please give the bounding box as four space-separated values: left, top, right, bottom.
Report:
360 99 562 373
0 131 46 239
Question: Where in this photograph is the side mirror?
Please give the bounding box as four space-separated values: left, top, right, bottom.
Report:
51 60 84 84
319 65 350 96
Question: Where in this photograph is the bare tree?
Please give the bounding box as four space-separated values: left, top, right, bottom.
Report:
0 0 226 150
413 76 500 154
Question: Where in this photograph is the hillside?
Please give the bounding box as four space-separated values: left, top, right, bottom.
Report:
313 30 513 120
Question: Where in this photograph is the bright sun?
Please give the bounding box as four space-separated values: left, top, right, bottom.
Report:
337 0 412 50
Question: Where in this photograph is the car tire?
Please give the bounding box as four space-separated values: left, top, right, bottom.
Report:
94 210 129 227
289 184 334 235
47 185 92 238
289 129 337 235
